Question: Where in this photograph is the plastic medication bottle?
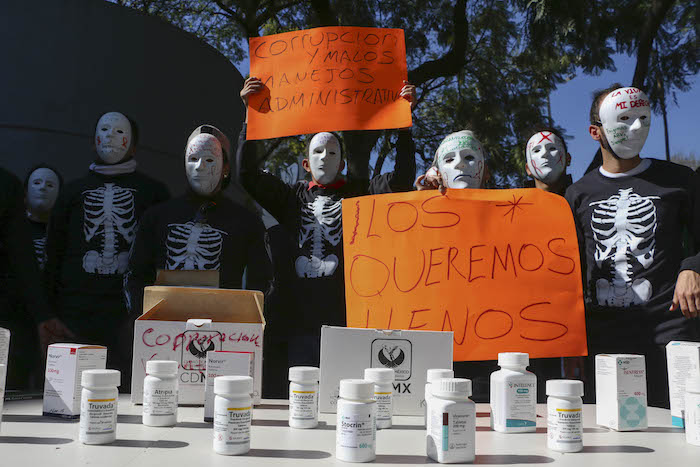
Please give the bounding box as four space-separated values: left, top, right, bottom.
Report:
289 366 320 429
546 379 583 453
79 369 120 445
213 375 253 456
336 379 377 463
685 373 700 446
427 378 476 464
143 360 178 427
490 352 537 433
425 369 454 429
364 368 394 429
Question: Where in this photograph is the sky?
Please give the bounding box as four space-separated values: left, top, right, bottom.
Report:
550 53 699 182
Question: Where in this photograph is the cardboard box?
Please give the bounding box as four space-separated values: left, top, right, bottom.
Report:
667 341 700 427
131 286 264 405
595 354 647 430
42 343 107 418
204 350 254 422
319 326 453 415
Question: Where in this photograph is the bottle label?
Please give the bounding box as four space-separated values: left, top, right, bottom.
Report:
290 390 318 420
374 393 392 421
547 406 582 443
504 379 536 427
80 398 117 435
214 406 251 446
430 406 474 453
143 380 178 416
337 411 376 450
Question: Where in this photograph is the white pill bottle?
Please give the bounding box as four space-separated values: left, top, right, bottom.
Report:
546 379 583 452
143 360 178 427
289 366 320 429
425 369 454 429
336 379 377 463
685 373 700 446
0 364 6 433
364 367 394 429
490 352 537 433
213 375 253 456
79 369 120 445
427 378 476 464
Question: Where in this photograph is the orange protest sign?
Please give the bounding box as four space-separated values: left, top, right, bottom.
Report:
247 26 410 140
342 189 588 361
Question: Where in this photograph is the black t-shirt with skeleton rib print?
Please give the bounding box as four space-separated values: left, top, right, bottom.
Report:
45 170 170 329
123 193 272 316
565 159 700 346
237 123 416 334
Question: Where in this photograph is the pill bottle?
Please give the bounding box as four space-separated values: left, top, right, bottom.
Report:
143 360 178 427
427 378 476 464
213 375 253 455
490 352 537 433
425 369 454 429
289 366 320 429
0 364 6 432
546 379 583 452
685 373 700 446
79 369 120 445
336 379 377 463
364 368 394 429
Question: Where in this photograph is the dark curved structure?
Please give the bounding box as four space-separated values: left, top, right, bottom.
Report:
0 0 245 196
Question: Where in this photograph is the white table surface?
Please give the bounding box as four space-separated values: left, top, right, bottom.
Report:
0 396 697 465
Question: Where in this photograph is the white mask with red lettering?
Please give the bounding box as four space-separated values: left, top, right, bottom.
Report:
95 112 133 164
526 131 566 185
599 87 651 160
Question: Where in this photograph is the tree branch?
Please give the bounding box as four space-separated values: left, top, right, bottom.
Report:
632 0 675 88
408 0 468 85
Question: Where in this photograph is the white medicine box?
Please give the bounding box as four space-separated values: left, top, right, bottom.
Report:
42 343 107 418
203 350 254 422
595 354 647 431
666 341 700 427
131 286 264 405
319 326 453 415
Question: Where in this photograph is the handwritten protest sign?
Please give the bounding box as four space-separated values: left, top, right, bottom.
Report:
247 26 410 140
342 189 588 361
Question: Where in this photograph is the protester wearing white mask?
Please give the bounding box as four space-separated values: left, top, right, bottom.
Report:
44 112 169 378
238 76 417 368
24 165 62 267
124 124 271 317
565 83 700 408
415 130 490 192
524 128 572 196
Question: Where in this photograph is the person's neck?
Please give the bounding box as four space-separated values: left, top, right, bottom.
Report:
533 176 565 194
600 148 642 174
26 207 49 223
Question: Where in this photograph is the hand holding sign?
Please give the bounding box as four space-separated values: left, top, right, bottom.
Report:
247 26 411 140
342 189 588 361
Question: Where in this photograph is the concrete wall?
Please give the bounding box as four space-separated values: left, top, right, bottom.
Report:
0 0 246 198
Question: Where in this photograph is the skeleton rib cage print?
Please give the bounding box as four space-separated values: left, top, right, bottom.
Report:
82 183 137 275
295 195 343 279
589 188 660 308
166 221 228 271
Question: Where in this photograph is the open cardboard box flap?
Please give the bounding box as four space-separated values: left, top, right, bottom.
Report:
141 286 265 326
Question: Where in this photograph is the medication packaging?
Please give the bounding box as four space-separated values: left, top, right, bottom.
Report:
685 372 700 446
490 352 536 433
546 379 583 453
336 379 377 463
666 341 700 427
143 360 178 427
364 368 394 429
425 369 454 429
79 369 120 445
595 354 647 431
213 375 253 455
426 378 476 464
289 366 320 429
204 351 253 422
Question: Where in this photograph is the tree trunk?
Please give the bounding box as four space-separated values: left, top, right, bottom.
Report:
632 0 675 88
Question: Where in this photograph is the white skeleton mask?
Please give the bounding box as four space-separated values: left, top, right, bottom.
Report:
185 134 224 196
435 130 485 189
308 132 342 186
526 131 566 184
95 112 133 164
599 87 651 159
27 167 59 214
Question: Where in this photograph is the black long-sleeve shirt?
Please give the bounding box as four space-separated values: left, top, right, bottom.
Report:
565 159 700 347
0 168 52 324
45 170 170 328
124 192 273 316
237 124 416 333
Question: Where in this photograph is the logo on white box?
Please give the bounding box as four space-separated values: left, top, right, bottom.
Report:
371 339 412 381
